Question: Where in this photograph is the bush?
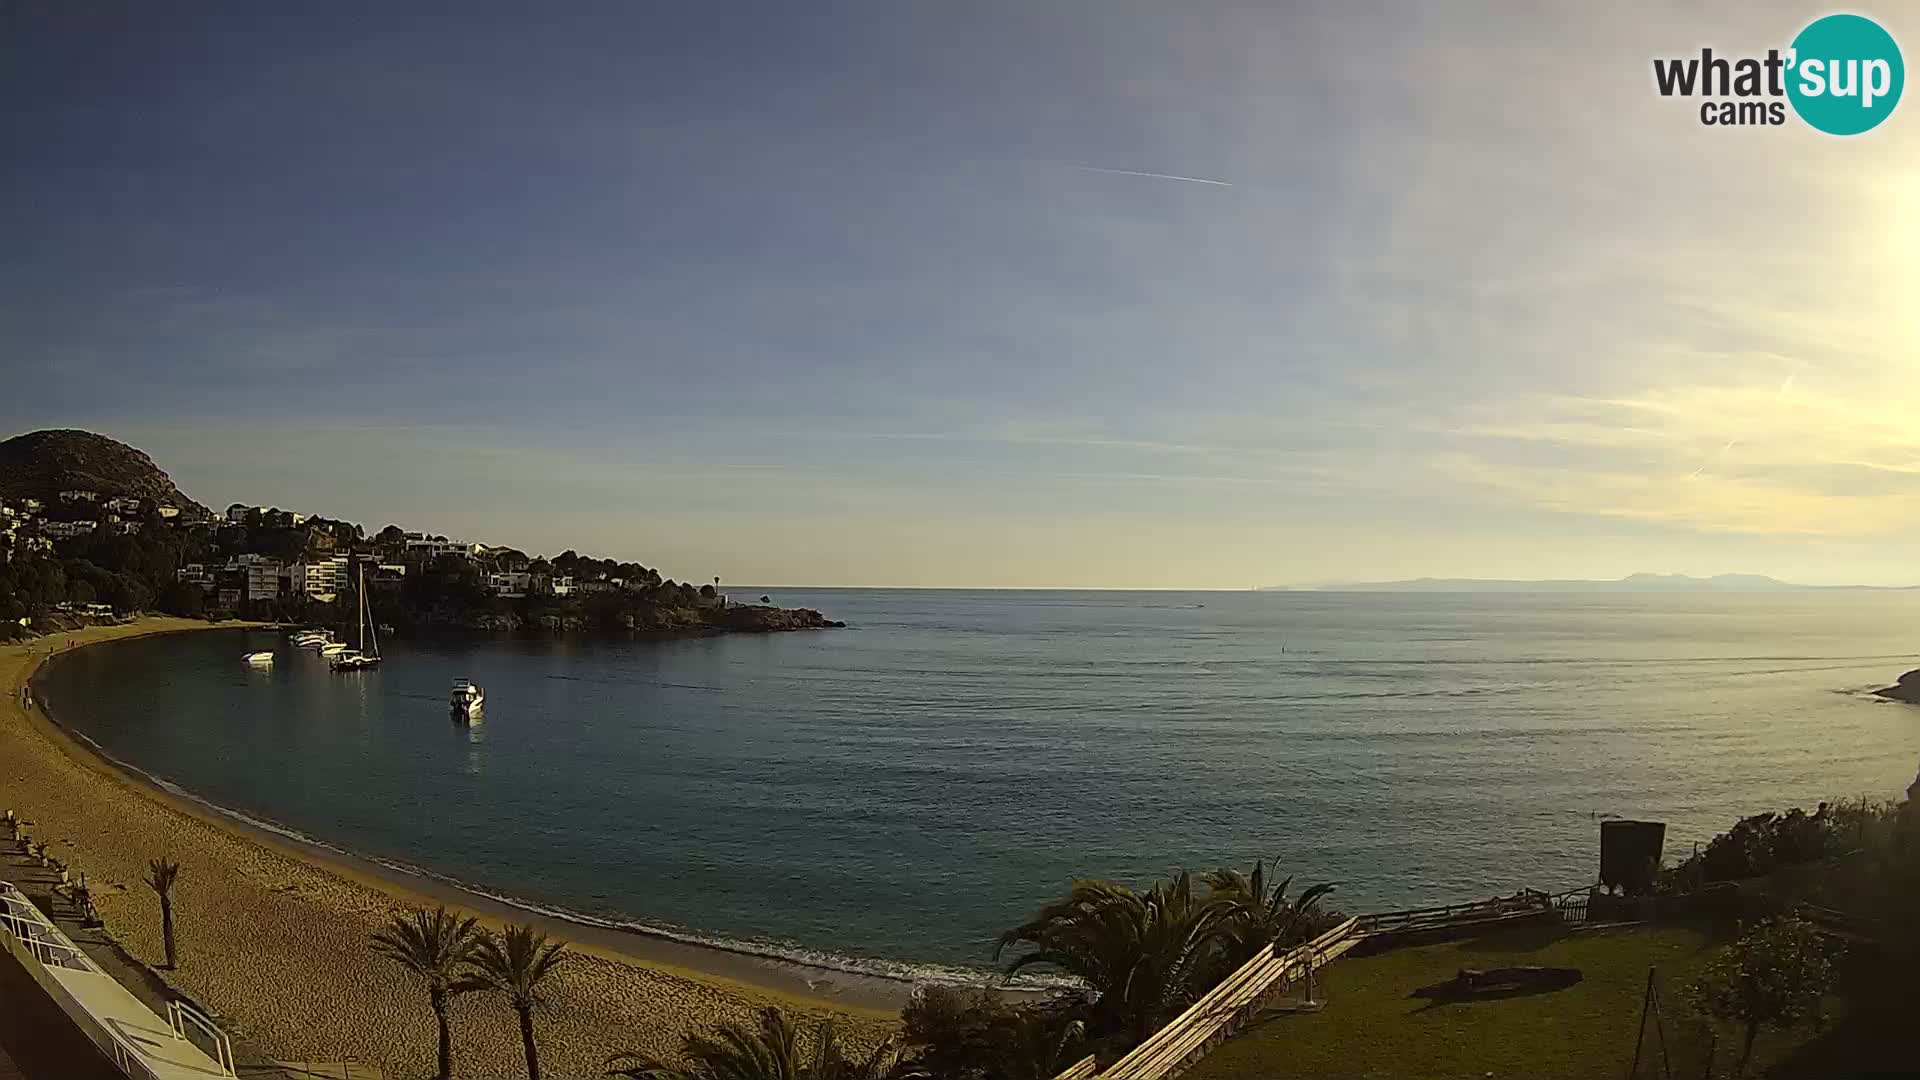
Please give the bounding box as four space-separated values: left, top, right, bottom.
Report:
1687 916 1837 1075
1664 804 1843 889
900 987 1088 1080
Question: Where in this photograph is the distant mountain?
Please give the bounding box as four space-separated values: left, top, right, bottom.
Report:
0 429 207 512
1266 573 1914 593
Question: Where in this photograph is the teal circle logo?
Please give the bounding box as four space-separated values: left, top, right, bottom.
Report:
1787 14 1904 135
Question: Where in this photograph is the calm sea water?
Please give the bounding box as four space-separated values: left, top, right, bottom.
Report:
34 590 1920 980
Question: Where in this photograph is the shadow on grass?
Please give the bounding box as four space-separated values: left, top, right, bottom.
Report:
1408 967 1583 1013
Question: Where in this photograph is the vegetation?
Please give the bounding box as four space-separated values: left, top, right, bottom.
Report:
0 429 838 635
1687 917 1837 1076
1202 861 1341 966
988 862 1340 1058
145 857 179 969
1187 924 1755 1080
607 1006 919 1080
371 906 485 1080
898 989 1086 1080
996 872 1220 1045
1659 803 1866 891
467 923 570 1080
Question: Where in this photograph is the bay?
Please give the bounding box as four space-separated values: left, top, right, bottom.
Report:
34 589 1920 980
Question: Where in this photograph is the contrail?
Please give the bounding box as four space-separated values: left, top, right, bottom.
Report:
1068 164 1233 187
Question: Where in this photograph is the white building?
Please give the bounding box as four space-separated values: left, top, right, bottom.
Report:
488 571 533 598
291 555 351 602
40 520 96 539
104 496 143 514
226 504 255 523
156 504 180 519
58 490 99 503
244 559 285 602
405 536 480 561
177 564 217 590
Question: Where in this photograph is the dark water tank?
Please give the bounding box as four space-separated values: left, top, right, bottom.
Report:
1599 820 1666 895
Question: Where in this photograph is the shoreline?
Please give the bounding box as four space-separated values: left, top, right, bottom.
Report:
3 618 899 1078
29 630 937 1009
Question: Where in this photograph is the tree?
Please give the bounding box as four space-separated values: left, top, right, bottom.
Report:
1202 860 1340 968
371 907 485 1080
145 858 180 968
998 1012 1086 1080
995 872 1226 1044
607 1006 920 1080
156 581 206 618
1688 916 1837 1075
467 924 568 1080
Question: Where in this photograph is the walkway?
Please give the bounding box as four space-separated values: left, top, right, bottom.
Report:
0 879 235 1080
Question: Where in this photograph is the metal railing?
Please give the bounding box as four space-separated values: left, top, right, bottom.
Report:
1356 889 1552 933
168 997 237 1076
0 886 98 973
0 880 237 1078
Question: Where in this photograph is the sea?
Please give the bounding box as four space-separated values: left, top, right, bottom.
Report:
32 589 1920 985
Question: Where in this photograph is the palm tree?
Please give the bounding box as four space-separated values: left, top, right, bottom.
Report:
371 907 484 1080
1202 860 1340 966
606 1007 923 1080
468 923 569 1080
995 872 1227 1044
1001 1014 1086 1080
145 858 180 969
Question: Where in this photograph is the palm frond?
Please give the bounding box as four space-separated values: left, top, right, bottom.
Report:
370 906 483 988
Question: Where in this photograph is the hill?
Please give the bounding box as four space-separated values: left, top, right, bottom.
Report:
0 429 206 513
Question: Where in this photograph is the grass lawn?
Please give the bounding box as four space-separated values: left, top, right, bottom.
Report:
1187 922 1829 1080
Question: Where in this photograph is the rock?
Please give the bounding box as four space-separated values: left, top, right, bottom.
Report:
712 605 845 633
1872 668 1920 703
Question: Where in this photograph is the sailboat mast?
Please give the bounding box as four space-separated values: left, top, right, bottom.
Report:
367 564 381 658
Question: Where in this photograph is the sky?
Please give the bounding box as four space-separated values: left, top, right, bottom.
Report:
3 2 1917 587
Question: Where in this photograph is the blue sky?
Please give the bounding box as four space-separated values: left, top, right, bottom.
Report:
4 3 1917 586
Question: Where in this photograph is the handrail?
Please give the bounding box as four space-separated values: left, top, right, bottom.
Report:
0 880 238 1078
1052 1055 1098 1080
169 998 237 1075
1356 890 1552 931
1095 916 1363 1080
1 890 99 972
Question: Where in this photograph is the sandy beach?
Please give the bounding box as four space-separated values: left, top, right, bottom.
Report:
2 619 896 1079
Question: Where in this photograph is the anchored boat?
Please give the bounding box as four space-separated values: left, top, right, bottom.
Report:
330 564 383 672
449 678 484 719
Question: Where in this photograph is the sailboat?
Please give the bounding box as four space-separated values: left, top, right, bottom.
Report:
330 564 383 672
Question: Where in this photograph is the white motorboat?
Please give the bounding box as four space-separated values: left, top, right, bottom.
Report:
242 651 274 665
318 642 351 657
449 678 484 718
